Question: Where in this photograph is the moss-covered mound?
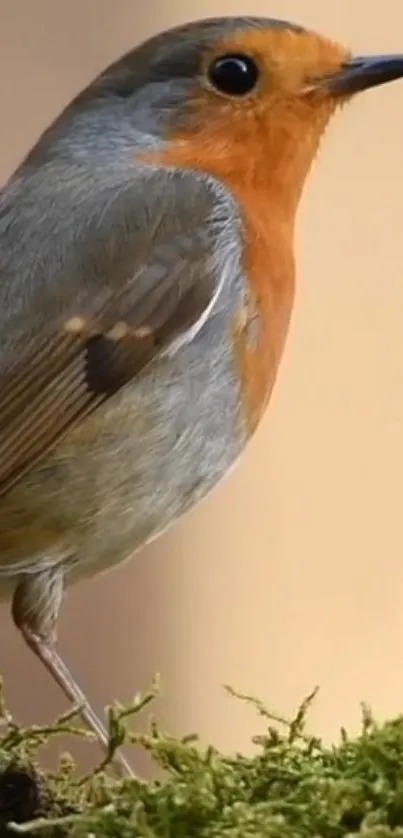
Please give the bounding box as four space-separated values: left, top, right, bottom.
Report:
1 679 403 837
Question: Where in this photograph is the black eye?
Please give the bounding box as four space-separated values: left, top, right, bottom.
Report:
208 53 259 96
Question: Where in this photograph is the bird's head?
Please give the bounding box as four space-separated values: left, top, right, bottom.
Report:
87 17 403 220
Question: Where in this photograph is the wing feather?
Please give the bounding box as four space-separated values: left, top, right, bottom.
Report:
0 164 232 495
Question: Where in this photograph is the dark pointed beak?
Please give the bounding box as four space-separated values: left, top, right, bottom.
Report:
323 54 403 96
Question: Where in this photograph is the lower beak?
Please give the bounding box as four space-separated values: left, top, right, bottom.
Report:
323 54 403 96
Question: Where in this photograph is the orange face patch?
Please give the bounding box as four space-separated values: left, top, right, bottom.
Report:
203 27 350 96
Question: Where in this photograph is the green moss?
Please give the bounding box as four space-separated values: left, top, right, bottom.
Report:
1 679 403 837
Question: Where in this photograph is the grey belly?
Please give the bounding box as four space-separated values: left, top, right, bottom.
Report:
0 312 246 588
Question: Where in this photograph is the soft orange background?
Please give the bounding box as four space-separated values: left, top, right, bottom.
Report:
1 0 403 772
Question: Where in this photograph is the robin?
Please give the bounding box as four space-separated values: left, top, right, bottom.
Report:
0 16 402 775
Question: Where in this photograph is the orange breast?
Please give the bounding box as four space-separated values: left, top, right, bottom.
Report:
142 135 296 434
227 178 296 433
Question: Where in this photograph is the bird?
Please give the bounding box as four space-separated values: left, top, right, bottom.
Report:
0 15 402 775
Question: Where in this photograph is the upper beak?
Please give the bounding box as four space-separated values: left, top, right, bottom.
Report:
321 54 403 96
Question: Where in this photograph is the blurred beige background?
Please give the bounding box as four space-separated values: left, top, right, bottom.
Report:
1 0 403 771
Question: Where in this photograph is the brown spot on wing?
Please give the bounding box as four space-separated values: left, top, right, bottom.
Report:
0 321 157 497
64 316 89 335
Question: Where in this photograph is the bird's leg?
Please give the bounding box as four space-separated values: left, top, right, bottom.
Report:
11 569 134 778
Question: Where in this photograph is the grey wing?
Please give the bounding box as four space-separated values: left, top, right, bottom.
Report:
0 163 238 496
